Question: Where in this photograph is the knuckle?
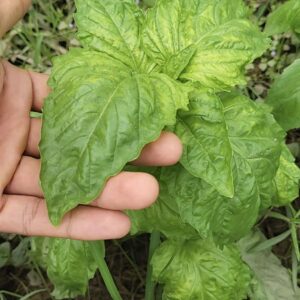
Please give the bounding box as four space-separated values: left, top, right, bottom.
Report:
22 197 41 236
64 210 74 239
0 195 8 232
0 194 8 212
0 61 4 94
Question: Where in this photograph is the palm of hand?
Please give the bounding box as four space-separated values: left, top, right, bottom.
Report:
0 62 44 197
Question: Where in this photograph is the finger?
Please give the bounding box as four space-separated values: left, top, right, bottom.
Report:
132 132 183 166
28 71 50 112
26 118 41 157
0 61 32 196
0 62 50 114
92 171 159 210
5 156 42 197
0 62 49 195
0 0 32 38
0 194 130 240
5 157 159 210
25 122 182 167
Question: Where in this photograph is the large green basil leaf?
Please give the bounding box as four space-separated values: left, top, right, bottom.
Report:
266 59 300 131
159 163 260 243
222 93 284 208
264 0 300 37
175 92 234 197
175 92 284 207
40 48 188 225
272 145 300 206
31 238 103 299
152 238 251 300
75 0 146 71
143 0 268 90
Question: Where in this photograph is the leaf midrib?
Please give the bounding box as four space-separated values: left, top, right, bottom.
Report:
76 78 127 164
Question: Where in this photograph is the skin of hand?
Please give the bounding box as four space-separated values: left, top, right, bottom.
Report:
0 0 183 240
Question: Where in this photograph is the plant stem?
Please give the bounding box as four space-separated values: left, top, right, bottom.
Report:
20 289 47 300
90 242 122 300
249 229 291 252
266 211 291 223
113 240 145 284
291 249 299 292
155 284 164 300
145 231 161 300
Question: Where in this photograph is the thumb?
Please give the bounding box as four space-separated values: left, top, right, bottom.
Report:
0 0 32 38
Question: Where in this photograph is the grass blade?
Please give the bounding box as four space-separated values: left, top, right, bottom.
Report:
250 229 291 252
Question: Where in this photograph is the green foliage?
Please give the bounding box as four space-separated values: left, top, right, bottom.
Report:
0 238 30 269
126 166 200 240
10 238 31 268
266 59 300 131
265 0 300 38
36 0 300 299
142 0 156 7
151 238 251 300
175 92 234 197
41 0 269 224
75 0 146 71
31 238 103 299
239 231 300 300
0 242 10 268
129 92 287 244
176 91 284 206
40 0 189 225
273 145 300 206
40 48 188 225
143 0 267 91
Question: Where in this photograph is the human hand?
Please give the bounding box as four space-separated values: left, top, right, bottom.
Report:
0 0 183 240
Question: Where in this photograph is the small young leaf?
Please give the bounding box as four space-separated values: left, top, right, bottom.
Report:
143 0 250 64
266 59 300 131
180 20 269 91
163 45 197 79
152 238 251 300
143 0 268 90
